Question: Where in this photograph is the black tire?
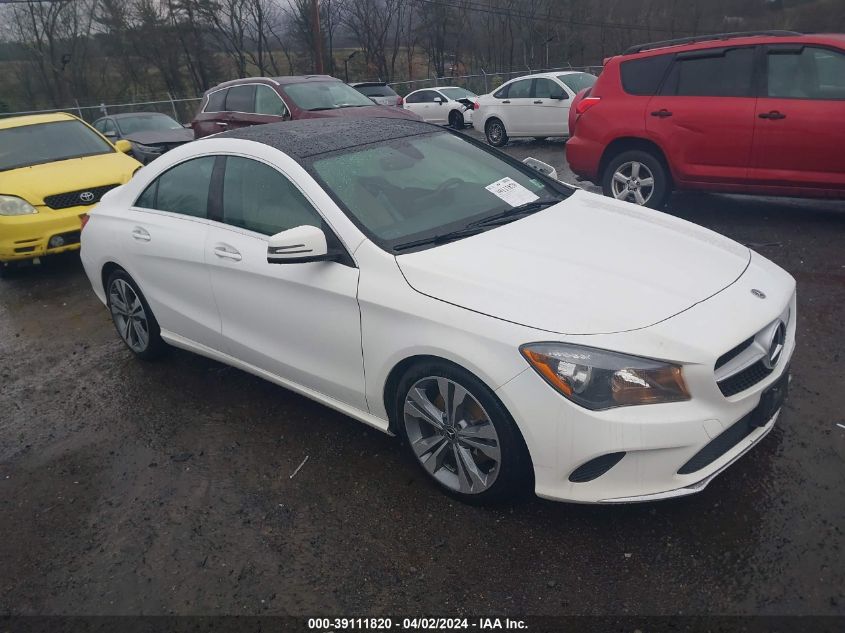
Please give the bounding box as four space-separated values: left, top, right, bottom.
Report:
601 149 671 209
484 118 508 147
106 269 166 360
448 110 464 129
394 360 532 504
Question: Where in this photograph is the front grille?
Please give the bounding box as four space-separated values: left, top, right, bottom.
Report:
678 411 757 475
718 360 774 397
715 337 754 370
43 184 119 210
569 452 626 483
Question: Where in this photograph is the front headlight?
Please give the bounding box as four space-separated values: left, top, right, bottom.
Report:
131 142 161 154
0 195 37 216
520 342 690 410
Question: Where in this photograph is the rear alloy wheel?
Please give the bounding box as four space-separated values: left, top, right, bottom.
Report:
485 118 508 147
107 270 166 360
448 110 464 129
396 362 531 503
602 149 670 209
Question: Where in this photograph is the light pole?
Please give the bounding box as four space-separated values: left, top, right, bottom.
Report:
344 51 358 83
543 36 555 69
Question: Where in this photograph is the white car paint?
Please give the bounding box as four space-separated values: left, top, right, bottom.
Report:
81 131 796 504
474 71 594 140
403 87 475 126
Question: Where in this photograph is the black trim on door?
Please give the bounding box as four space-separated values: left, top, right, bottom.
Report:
208 155 227 223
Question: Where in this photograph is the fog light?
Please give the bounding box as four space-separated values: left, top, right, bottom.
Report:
49 235 65 248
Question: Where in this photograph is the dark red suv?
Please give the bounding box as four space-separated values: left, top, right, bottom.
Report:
192 75 417 138
567 31 845 208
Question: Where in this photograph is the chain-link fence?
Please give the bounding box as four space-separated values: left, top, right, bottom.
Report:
0 94 202 124
388 65 604 96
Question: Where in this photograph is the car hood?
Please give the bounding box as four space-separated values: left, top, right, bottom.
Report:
395 190 751 335
0 151 140 206
124 129 194 145
302 105 420 120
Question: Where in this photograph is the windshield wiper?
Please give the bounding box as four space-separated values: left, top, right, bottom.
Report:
467 197 563 228
393 226 487 252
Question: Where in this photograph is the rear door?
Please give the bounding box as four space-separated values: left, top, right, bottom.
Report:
646 46 758 186
406 90 440 123
124 156 222 350
749 44 845 192
192 88 228 138
497 78 535 136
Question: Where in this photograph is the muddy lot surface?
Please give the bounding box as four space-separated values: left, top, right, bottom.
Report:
1 136 844 617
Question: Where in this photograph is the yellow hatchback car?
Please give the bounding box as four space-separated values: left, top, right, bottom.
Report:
0 112 142 275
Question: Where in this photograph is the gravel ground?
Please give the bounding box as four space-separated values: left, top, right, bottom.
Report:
1 133 844 617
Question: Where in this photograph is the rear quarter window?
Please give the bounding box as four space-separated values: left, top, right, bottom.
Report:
620 55 673 95
205 89 227 113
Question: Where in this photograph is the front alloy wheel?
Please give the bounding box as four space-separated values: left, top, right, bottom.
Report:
404 376 501 495
396 361 531 503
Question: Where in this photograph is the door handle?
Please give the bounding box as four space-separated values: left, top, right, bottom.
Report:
215 121 228 127
650 109 673 118
502 100 511 104
213 244 242 261
759 111 786 120
131 227 151 242
533 100 543 104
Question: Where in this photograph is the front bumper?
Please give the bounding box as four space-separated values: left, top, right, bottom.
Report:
0 205 87 262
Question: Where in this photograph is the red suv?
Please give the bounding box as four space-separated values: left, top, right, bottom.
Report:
192 75 417 138
567 31 845 208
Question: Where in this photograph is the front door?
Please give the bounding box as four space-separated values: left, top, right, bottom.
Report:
203 155 366 410
530 78 571 136
749 44 845 192
646 46 758 186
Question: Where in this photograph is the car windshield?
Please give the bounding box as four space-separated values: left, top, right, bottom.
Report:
355 84 398 98
557 73 597 94
310 131 570 252
284 81 376 111
439 87 477 100
0 120 114 172
117 114 183 135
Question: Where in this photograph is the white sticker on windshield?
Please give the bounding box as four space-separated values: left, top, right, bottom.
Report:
485 177 540 207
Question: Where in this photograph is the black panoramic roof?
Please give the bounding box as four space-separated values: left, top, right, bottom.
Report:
214 117 441 160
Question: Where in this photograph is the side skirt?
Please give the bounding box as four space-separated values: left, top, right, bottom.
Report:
160 330 393 435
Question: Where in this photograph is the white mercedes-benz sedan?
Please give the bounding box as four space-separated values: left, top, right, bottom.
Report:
80 118 796 504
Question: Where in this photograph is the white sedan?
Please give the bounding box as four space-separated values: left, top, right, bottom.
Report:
475 71 597 146
403 86 476 128
81 118 795 504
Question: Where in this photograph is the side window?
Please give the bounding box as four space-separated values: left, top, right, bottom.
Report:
255 85 287 116
405 91 424 104
222 157 322 236
768 46 845 100
93 119 106 132
135 156 215 218
493 84 509 99
507 79 533 99
620 54 673 95
418 90 438 103
225 85 256 113
533 78 565 99
205 89 227 113
103 119 117 136
662 47 755 97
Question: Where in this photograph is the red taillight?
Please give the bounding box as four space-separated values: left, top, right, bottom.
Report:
576 96 601 116
397 96 403 106
80 213 90 230
473 99 480 110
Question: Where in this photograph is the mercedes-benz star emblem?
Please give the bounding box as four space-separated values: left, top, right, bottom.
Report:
763 322 786 370
751 289 766 299
79 191 95 203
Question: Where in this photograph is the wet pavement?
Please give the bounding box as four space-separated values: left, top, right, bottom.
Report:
1 136 844 617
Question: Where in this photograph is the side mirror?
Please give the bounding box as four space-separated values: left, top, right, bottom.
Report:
114 139 132 154
104 130 117 138
522 157 558 181
433 97 444 104
267 225 339 264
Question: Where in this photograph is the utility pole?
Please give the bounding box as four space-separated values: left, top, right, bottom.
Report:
311 0 324 74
